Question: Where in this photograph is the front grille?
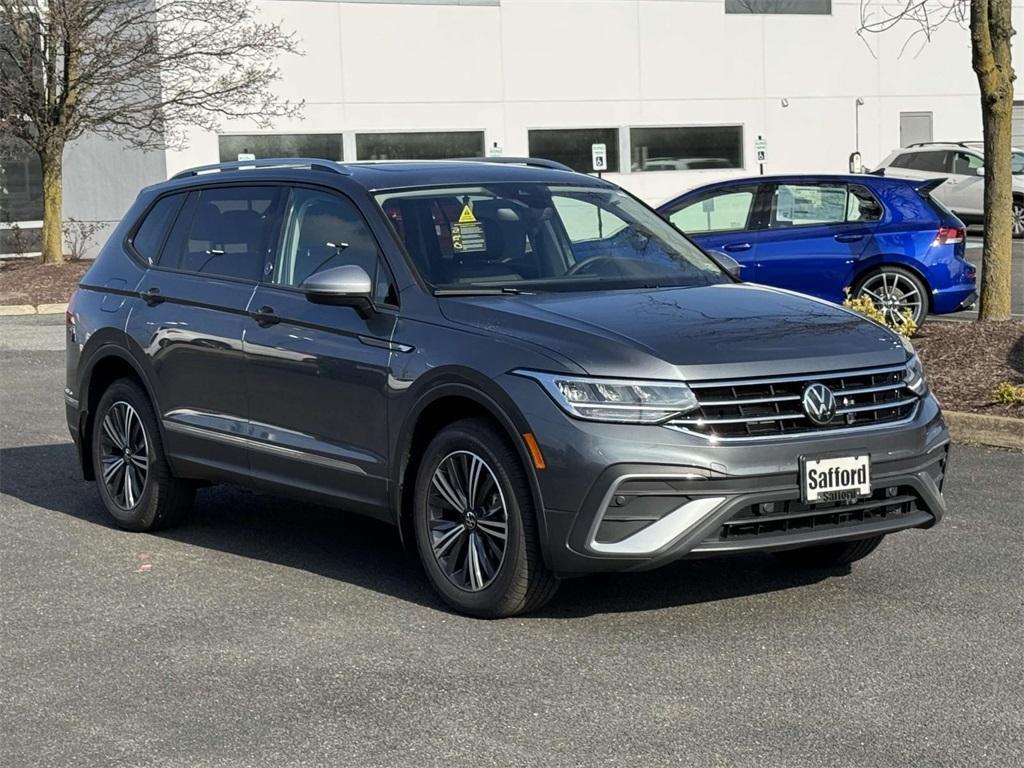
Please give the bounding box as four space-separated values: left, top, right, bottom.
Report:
666 364 918 440
710 485 922 542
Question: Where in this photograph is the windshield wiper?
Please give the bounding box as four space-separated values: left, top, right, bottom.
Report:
433 287 526 296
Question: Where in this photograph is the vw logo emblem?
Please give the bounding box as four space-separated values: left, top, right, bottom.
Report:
802 383 837 425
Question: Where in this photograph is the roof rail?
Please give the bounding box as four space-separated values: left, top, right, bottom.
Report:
170 157 349 180
452 156 576 173
906 141 971 149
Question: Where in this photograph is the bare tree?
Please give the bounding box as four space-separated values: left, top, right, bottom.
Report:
0 1 301 263
859 1 1015 322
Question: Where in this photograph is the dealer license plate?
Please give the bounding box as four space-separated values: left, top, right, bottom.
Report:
801 454 872 504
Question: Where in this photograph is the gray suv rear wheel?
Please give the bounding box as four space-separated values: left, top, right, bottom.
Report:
91 379 194 531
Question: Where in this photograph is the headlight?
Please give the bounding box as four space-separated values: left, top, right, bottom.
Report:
515 371 698 424
903 354 928 396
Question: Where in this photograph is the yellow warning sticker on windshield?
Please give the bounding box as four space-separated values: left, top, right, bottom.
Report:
458 204 477 224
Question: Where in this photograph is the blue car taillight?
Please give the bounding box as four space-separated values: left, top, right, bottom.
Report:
932 226 965 246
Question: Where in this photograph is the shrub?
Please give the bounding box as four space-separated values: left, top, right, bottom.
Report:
62 219 103 261
993 382 1024 406
842 295 917 338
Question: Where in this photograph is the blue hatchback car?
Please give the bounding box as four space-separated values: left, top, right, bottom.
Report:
657 174 976 326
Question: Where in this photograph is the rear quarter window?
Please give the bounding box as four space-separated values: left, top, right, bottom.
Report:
129 193 185 263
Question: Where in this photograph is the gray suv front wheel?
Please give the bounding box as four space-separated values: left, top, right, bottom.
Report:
413 419 558 618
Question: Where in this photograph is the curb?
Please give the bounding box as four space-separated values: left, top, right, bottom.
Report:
0 302 68 316
945 410 1023 451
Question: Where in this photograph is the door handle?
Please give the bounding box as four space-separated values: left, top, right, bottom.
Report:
251 305 280 327
834 233 864 243
723 242 752 252
141 287 164 306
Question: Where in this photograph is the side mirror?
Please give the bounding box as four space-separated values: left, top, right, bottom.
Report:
708 250 744 280
301 264 374 315
976 166 985 177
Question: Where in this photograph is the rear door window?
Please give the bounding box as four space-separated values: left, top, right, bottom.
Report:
160 186 284 282
769 183 849 228
667 187 757 234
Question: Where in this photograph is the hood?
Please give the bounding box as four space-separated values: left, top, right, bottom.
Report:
438 283 907 380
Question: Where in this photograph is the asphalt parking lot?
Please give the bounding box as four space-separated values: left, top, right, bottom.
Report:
959 235 1024 318
2 314 1022 768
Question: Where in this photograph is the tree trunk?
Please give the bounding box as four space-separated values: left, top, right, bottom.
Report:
39 149 64 264
972 0 1015 321
979 93 1014 320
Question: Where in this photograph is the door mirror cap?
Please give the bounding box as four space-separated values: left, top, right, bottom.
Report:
976 165 985 176
301 264 374 314
708 250 744 280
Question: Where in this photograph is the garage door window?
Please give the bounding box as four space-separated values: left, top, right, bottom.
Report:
356 132 484 161
528 128 620 173
630 126 743 172
218 134 344 162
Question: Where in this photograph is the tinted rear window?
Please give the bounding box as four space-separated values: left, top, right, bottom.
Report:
159 186 283 281
130 194 184 262
896 151 947 173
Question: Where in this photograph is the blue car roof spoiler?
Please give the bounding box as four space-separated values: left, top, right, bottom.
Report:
913 177 948 198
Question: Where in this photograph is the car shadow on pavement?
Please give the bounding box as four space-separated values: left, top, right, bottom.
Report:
2 442 842 617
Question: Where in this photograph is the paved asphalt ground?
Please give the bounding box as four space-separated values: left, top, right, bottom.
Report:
960 235 1024 318
2 315 1022 768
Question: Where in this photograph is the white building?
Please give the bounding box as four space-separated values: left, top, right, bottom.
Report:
2 0 1021 256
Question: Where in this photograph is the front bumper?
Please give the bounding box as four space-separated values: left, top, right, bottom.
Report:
546 446 946 573
501 374 949 575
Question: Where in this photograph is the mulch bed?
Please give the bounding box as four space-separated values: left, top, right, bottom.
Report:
0 258 90 306
1 256 1019 421
914 319 1024 419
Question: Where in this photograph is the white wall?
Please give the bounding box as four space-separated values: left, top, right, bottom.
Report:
150 0 1021 210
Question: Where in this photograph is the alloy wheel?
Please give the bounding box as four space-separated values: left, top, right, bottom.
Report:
427 450 509 592
98 401 150 510
1013 203 1024 236
857 271 924 325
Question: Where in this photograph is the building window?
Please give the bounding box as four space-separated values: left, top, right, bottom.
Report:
355 131 484 161
528 128 620 173
630 126 744 172
218 134 344 162
0 147 43 223
725 1 831 14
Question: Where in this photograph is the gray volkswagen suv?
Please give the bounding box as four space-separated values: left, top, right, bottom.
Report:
65 158 949 617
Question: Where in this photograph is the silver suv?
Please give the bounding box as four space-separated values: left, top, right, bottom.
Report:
874 141 1024 237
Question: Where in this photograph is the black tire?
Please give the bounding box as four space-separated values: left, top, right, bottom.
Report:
90 378 194 532
773 535 884 568
412 418 558 618
1012 198 1024 239
853 266 929 328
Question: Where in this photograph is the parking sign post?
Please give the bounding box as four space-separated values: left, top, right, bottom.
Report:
755 136 767 175
591 143 607 178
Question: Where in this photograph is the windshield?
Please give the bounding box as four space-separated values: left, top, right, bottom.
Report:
1013 152 1024 175
375 183 728 293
